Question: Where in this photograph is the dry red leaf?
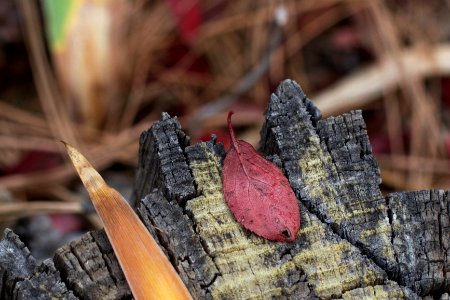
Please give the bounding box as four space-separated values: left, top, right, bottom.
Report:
222 112 300 242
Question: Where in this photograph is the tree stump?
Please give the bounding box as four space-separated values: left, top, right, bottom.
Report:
0 79 448 299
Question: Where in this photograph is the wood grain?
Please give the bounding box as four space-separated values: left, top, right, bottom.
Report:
0 79 448 299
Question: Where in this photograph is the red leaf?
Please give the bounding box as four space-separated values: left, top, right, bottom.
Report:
222 112 300 242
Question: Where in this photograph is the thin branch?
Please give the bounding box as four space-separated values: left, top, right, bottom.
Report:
18 0 78 146
313 44 450 115
0 135 60 153
0 201 82 222
0 101 48 129
187 14 283 132
0 120 152 191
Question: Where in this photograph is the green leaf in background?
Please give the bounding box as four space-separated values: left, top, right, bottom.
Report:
43 0 80 50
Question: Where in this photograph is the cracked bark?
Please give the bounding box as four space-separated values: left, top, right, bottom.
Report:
0 79 448 299
0 229 76 299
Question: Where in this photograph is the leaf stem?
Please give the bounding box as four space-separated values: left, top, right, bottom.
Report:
227 111 240 153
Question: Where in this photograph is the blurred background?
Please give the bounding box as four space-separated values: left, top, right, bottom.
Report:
1 0 450 260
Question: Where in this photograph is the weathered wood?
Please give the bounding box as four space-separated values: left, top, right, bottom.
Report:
179 138 387 299
13 259 77 299
134 112 196 206
137 190 217 298
341 281 420 299
0 229 76 299
259 79 449 296
386 190 449 294
261 81 393 266
0 79 448 299
53 230 130 299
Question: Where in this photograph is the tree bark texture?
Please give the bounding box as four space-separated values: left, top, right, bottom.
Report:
0 79 448 299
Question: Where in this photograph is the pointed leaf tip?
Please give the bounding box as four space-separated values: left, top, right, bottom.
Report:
63 143 192 299
63 142 105 195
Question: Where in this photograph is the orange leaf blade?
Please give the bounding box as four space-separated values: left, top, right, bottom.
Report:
63 142 192 300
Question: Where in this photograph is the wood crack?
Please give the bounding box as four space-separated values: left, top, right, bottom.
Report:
1 79 448 299
260 79 447 297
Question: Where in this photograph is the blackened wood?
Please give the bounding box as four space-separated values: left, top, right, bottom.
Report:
259 79 449 297
0 79 447 299
0 229 37 298
134 112 196 206
179 138 414 299
0 229 76 299
262 83 393 270
53 230 131 299
137 190 218 297
387 190 449 294
180 140 324 298
341 281 421 299
13 260 77 299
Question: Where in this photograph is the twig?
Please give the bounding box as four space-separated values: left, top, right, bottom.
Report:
199 0 352 40
187 9 284 132
0 101 48 129
107 3 172 131
377 154 450 175
313 44 450 115
368 1 441 189
0 135 60 153
45 186 84 203
0 120 152 191
0 201 82 222
382 93 405 155
285 1 367 60
18 0 78 146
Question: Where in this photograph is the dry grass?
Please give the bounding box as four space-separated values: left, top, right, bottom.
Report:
1 0 450 222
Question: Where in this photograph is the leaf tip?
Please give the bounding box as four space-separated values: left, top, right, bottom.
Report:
281 227 297 243
63 142 88 168
63 142 106 191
